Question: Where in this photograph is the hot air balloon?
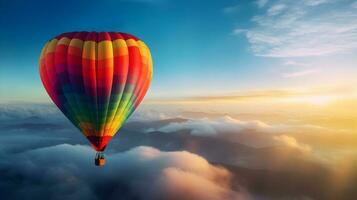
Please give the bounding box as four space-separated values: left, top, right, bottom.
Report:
39 32 152 166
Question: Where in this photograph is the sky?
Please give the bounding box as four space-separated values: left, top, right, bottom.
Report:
2 0 357 102
1 1 357 199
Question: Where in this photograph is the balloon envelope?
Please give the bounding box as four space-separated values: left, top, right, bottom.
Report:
39 31 152 151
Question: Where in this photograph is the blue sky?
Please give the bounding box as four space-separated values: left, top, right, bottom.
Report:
1 0 357 102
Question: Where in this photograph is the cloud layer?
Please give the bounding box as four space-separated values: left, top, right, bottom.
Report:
149 116 271 136
148 115 343 138
0 144 249 200
1 103 357 199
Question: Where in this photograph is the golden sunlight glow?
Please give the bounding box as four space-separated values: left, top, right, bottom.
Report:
283 95 337 106
143 84 357 133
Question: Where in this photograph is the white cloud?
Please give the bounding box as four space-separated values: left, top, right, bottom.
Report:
130 108 174 121
283 60 311 67
158 168 241 200
147 115 340 137
274 135 312 153
2 144 250 200
233 29 247 35
304 0 330 6
151 116 272 135
240 0 357 57
282 69 319 78
0 103 64 121
267 4 287 16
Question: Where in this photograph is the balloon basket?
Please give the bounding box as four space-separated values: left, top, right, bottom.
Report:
95 152 105 167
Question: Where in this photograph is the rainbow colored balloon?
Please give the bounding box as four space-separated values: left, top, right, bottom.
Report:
39 32 152 165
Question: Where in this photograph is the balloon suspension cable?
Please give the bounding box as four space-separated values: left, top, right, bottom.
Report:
95 151 106 167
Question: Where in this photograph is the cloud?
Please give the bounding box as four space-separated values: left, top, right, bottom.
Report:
240 0 357 57
267 4 287 16
0 103 63 121
352 1 357 8
255 0 269 8
0 145 249 200
282 69 319 78
147 115 343 137
303 0 331 6
223 5 240 14
233 29 247 35
130 107 174 121
145 89 297 104
142 83 357 105
1 103 357 199
280 60 319 78
149 116 272 136
273 135 311 153
283 60 312 67
157 168 241 200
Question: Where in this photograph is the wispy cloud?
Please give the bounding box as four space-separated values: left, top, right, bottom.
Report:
303 0 331 6
352 1 357 8
145 84 357 104
145 89 298 104
149 116 272 135
255 0 269 8
223 4 240 14
147 115 342 137
267 4 286 16
283 60 311 67
232 29 247 35
282 69 319 78
237 0 357 57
